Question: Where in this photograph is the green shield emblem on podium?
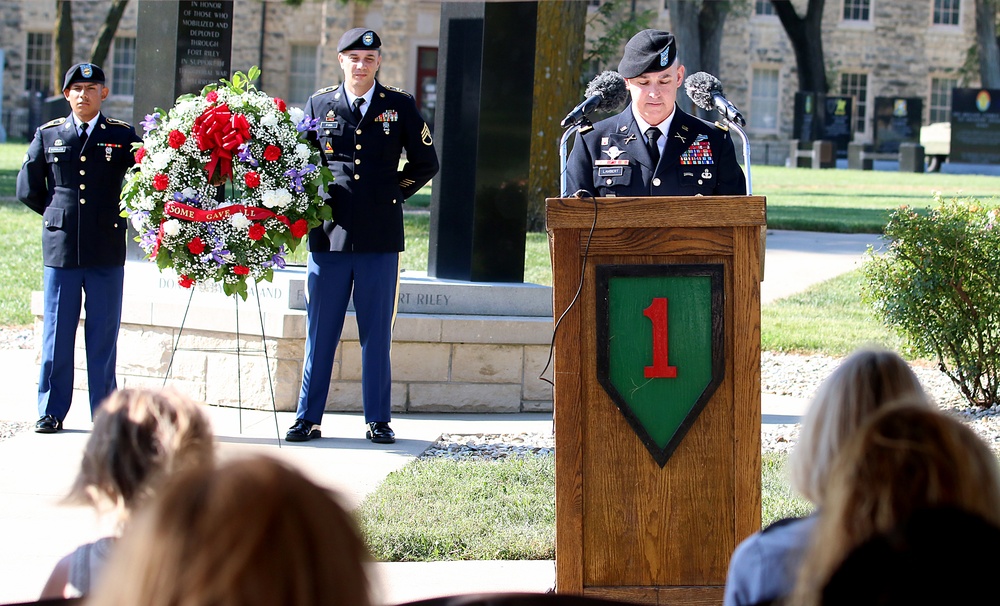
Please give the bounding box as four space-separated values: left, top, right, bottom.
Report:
596 264 725 467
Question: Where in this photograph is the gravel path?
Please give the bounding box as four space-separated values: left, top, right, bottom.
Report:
3 325 999 455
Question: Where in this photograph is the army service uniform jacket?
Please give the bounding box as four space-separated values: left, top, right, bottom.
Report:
304 81 440 253
17 114 140 268
565 104 746 198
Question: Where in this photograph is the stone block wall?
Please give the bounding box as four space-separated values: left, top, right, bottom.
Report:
32 292 555 414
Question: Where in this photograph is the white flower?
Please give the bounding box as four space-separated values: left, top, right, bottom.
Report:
260 113 280 129
261 188 292 209
130 213 146 231
181 187 198 201
288 107 304 125
295 143 311 162
163 219 181 237
230 213 251 230
149 150 172 171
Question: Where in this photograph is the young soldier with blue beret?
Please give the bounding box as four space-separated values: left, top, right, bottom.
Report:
16 63 141 433
565 29 745 197
288 28 440 444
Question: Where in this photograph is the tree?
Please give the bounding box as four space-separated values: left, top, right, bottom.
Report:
54 0 129 94
771 0 828 93
667 0 736 113
526 1 588 231
975 0 1000 87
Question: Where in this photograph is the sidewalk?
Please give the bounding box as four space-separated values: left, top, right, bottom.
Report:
0 229 878 605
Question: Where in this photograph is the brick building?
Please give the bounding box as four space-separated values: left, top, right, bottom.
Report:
0 0 980 158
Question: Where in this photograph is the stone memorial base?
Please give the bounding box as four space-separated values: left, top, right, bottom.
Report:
30 262 554 413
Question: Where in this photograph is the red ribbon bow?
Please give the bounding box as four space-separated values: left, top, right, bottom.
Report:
192 103 252 186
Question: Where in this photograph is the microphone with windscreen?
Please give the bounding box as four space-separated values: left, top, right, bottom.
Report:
684 72 746 127
560 71 629 128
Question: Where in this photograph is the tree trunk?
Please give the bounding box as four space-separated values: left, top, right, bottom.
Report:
696 0 731 119
55 0 74 93
90 0 131 68
771 0 828 93
668 0 703 114
526 1 587 231
977 0 1000 87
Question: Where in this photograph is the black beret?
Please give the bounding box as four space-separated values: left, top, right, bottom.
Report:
337 28 381 53
618 30 677 78
62 63 105 90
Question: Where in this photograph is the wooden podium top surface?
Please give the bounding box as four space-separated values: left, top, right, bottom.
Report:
545 195 766 230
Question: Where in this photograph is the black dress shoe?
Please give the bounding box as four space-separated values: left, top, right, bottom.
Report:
285 419 321 442
366 422 395 444
35 415 62 434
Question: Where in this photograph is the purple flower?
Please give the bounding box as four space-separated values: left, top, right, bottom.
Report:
297 115 320 133
140 113 161 132
236 143 258 167
284 164 316 194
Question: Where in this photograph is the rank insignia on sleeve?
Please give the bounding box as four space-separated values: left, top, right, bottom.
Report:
421 123 433 146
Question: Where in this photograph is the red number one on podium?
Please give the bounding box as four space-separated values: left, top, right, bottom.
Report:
643 297 677 379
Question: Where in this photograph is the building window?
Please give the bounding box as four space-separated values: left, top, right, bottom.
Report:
25 32 53 94
750 68 780 131
840 72 869 134
933 0 960 25
415 46 438 130
289 45 318 104
842 0 871 21
755 1 776 16
111 37 136 97
929 77 957 123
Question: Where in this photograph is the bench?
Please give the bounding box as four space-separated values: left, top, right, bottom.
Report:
789 139 835 169
848 142 925 172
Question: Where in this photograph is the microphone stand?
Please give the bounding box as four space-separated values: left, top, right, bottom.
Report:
723 119 752 195
559 117 593 197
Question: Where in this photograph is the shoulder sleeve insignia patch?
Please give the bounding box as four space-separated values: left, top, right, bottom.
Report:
40 118 66 129
421 123 433 146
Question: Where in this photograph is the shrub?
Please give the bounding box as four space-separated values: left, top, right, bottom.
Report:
862 195 1000 408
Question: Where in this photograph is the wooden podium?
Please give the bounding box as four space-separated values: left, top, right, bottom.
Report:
545 195 766 604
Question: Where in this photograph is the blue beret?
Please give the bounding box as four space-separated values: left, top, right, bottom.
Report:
338 28 381 53
618 30 677 78
62 63 105 90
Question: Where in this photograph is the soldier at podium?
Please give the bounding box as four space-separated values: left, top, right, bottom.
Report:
565 29 745 198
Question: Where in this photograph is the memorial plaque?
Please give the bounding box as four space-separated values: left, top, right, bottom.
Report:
874 97 922 153
950 88 1000 165
175 1 234 97
793 92 853 155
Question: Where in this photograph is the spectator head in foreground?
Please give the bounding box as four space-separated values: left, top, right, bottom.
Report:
793 403 1000 606
66 387 215 520
87 455 374 606
788 346 931 506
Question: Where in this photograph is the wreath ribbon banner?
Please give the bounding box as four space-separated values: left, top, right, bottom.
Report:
164 201 278 223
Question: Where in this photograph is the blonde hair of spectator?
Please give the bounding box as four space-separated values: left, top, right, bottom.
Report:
86 455 375 606
790 403 1000 606
788 346 930 506
65 387 214 523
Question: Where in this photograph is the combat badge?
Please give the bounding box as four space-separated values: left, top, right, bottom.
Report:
421 123 433 146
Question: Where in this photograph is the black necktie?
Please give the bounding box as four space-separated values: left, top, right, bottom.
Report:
352 97 365 123
79 122 89 148
646 127 660 166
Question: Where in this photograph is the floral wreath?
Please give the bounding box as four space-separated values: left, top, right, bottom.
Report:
121 67 332 299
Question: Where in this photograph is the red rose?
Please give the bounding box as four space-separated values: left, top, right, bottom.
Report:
168 129 187 149
276 215 291 227
233 265 250 276
263 145 281 161
244 171 261 188
153 174 170 191
135 147 146 164
206 90 218 103
290 219 309 238
248 224 266 241
273 98 287 113
178 275 195 288
187 237 206 255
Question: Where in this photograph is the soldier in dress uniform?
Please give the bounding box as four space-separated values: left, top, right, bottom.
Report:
16 63 141 433
286 28 440 444
565 29 746 198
